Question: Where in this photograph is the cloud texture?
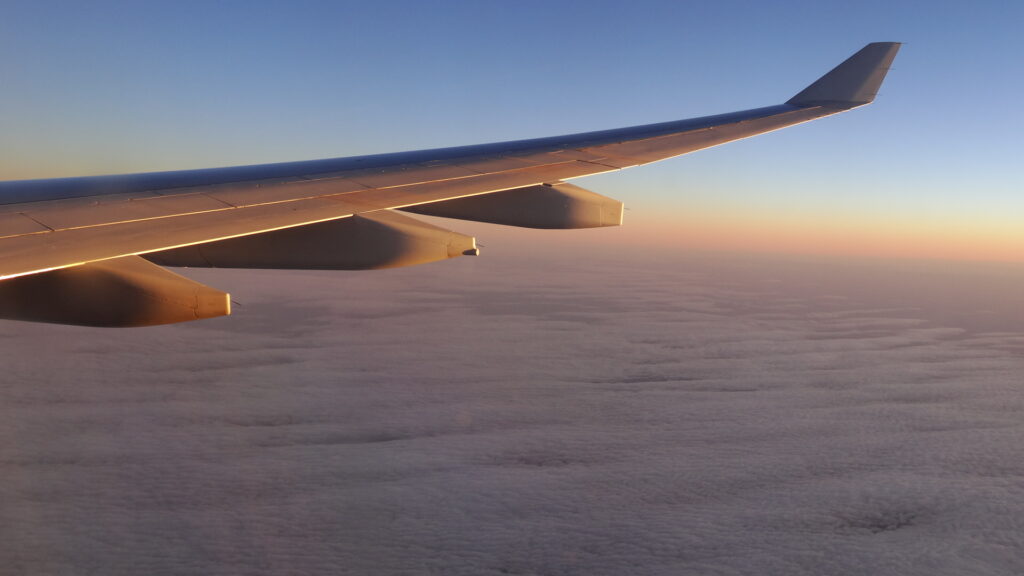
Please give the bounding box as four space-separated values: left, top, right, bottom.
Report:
2 247 1024 575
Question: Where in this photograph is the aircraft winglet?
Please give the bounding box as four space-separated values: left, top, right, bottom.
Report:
787 42 901 108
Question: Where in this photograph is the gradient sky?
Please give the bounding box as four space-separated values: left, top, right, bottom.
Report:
1 0 1022 261
7 5 1024 571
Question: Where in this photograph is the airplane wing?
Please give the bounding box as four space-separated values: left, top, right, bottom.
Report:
0 42 900 327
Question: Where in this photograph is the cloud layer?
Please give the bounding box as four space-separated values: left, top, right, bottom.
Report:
3 249 1024 575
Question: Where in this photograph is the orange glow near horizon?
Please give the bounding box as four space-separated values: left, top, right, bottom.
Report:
612 208 1024 263
3 162 1020 265
454 204 1024 265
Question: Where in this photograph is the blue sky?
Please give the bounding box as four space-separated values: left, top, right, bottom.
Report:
1 0 1022 259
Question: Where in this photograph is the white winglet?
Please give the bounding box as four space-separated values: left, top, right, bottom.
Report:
787 42 901 107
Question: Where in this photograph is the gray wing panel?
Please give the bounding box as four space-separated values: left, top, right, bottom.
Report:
0 43 900 280
0 161 611 279
0 105 798 205
0 106 843 279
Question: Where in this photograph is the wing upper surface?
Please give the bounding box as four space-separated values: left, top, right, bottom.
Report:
0 42 901 283
0 105 839 279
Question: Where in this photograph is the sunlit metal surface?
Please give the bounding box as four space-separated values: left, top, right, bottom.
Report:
0 42 901 325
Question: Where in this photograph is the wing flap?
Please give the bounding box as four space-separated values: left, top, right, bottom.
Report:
0 213 50 237
25 191 231 231
205 177 370 207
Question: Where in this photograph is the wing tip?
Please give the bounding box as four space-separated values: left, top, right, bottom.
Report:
787 42 902 108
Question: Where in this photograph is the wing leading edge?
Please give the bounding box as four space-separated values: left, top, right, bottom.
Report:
0 42 900 326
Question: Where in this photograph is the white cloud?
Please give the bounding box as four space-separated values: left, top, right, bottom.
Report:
2 251 1024 575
